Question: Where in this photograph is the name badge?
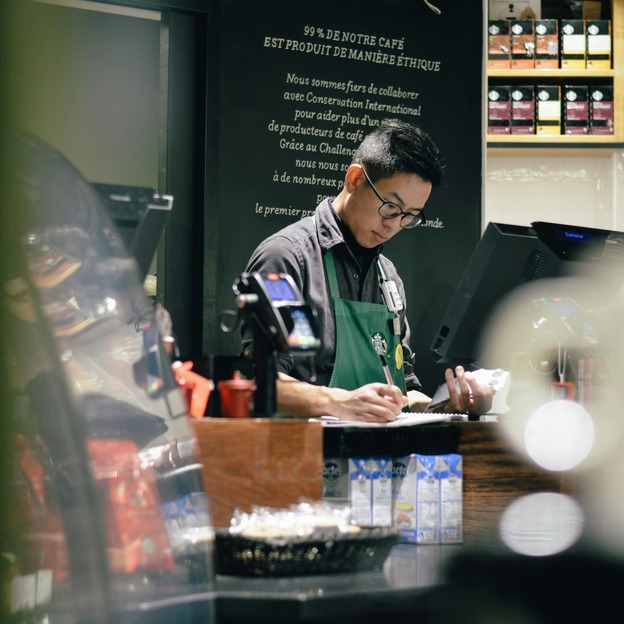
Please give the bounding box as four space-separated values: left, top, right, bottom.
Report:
380 280 403 313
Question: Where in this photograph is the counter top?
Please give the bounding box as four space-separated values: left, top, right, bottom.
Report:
215 542 462 623
215 541 624 623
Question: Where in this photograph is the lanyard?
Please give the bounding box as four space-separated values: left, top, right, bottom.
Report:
377 261 402 336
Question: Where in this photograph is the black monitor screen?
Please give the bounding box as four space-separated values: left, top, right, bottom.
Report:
430 221 624 367
532 221 620 262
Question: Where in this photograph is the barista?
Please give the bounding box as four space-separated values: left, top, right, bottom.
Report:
242 119 494 422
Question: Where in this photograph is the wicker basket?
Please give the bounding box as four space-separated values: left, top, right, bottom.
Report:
215 527 400 577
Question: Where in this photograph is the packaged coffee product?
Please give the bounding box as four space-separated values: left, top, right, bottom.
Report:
488 85 511 135
586 20 611 69
511 19 535 69
590 85 614 135
535 19 559 69
561 19 586 69
511 85 535 135
563 85 589 135
536 85 561 135
488 20 511 69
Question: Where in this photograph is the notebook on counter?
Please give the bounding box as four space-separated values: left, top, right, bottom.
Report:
313 412 461 428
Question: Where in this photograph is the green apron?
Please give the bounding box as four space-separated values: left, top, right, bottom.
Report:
324 248 407 394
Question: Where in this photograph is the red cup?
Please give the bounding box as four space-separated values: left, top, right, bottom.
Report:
217 377 256 418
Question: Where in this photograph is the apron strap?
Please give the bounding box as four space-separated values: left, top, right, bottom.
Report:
314 212 384 299
313 213 345 299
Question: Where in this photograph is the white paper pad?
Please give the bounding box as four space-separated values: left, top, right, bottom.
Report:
313 412 458 428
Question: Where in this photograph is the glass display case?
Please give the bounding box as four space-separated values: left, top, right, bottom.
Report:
1 132 216 624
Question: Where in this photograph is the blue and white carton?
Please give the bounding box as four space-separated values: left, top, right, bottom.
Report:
439 453 463 544
348 456 392 527
392 453 463 544
371 457 393 527
322 457 349 500
392 454 440 544
349 457 373 526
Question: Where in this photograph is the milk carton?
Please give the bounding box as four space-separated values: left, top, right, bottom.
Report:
371 457 393 527
439 454 463 544
392 454 440 544
348 456 392 527
322 457 349 500
348 458 373 526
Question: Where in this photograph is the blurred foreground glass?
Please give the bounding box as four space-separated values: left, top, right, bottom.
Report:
480 271 624 558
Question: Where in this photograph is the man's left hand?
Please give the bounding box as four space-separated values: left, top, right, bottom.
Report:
444 365 495 415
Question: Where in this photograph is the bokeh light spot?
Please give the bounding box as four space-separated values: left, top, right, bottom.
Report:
500 492 584 556
524 399 594 471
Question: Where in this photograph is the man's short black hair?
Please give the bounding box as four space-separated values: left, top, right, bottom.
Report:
353 118 443 186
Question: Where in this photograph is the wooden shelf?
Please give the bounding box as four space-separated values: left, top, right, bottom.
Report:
487 134 621 145
487 146 621 157
488 69 614 79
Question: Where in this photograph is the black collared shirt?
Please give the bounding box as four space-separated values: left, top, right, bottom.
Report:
242 198 421 390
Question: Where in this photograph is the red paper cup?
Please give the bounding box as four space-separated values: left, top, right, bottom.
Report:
217 378 255 418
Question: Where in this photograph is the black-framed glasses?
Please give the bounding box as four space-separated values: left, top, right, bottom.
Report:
359 164 426 229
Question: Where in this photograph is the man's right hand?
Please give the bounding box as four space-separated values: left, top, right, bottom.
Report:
276 373 403 422
326 382 404 422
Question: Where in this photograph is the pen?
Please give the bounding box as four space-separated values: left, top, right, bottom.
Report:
378 353 395 387
373 341 396 387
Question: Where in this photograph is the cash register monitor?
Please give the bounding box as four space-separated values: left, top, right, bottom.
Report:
93 183 173 279
430 221 624 367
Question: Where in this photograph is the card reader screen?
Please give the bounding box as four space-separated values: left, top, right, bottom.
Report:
287 307 319 350
263 275 299 302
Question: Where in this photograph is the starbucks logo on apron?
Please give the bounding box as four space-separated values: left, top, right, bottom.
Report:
371 332 388 356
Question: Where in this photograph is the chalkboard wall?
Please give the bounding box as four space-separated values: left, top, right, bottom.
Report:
205 0 484 395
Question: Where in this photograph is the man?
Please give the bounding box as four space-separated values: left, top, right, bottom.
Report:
242 119 493 421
